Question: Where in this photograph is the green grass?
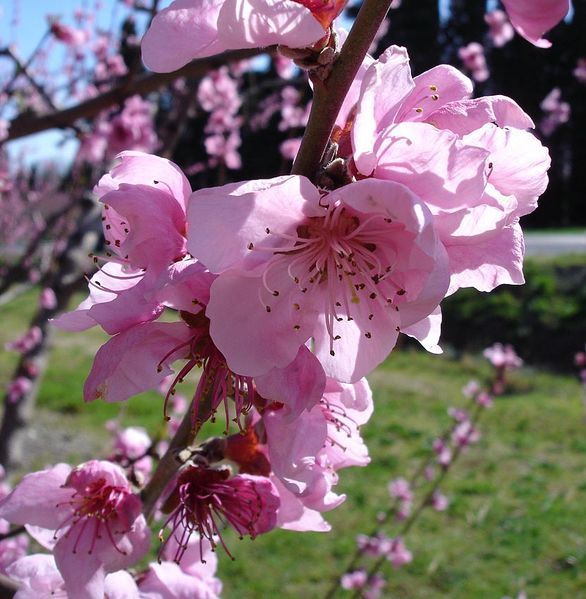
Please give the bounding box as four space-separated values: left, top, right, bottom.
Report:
1 290 585 597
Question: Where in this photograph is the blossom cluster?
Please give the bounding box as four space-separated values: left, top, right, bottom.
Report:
0 0 568 595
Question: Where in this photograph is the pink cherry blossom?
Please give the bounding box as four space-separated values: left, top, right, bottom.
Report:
39 288 58 310
501 0 569 47
5 327 42 353
187 175 449 382
539 87 571 137
5 377 32 404
160 465 279 559
387 536 413 568
110 426 153 481
485 10 514 47
458 42 489 83
431 490 449 511
347 45 550 296
141 0 329 73
341 569 368 591
48 19 89 46
483 342 523 370
0 461 150 598
388 477 413 503
574 58 586 84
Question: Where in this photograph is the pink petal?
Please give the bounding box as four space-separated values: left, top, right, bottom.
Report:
394 64 473 122
463 125 550 217
84 321 193 403
217 0 325 50
187 175 321 273
402 307 443 354
141 0 226 72
100 184 186 271
54 537 106 599
206 270 319 377
428 95 535 135
446 224 525 294
95 151 192 213
272 475 331 532
0 464 72 529
157 258 216 313
501 0 569 47
254 345 326 421
369 122 490 209
104 571 140 599
139 561 221 598
352 45 415 174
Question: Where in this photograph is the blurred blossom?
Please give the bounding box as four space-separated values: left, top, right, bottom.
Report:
5 377 32 403
462 380 481 398
483 343 523 370
574 58 586 84
485 10 514 47
458 42 489 82
39 288 57 310
431 490 449 511
539 88 571 136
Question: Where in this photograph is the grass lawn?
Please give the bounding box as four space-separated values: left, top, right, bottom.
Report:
1 290 585 598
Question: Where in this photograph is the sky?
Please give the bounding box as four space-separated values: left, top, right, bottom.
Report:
0 0 575 167
0 0 168 167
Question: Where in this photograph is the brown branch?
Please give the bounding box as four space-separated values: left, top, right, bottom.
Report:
291 0 393 180
140 393 213 519
2 48 269 144
0 574 18 598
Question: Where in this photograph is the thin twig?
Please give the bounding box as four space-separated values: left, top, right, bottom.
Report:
291 0 393 180
2 48 269 143
140 392 214 519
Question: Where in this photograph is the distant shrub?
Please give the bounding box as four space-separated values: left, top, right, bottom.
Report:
442 255 586 368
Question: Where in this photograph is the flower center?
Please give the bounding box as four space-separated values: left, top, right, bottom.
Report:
160 466 266 561
56 479 130 555
253 201 406 356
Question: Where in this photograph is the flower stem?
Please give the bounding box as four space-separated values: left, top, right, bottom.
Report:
291 0 392 180
140 392 213 519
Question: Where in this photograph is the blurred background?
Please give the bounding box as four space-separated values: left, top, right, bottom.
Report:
0 0 585 597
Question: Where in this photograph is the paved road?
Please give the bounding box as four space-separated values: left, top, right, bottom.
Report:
524 232 586 257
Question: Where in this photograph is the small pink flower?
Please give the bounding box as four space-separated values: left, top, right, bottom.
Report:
476 391 493 408
386 537 413 568
160 465 279 559
48 19 89 46
388 477 413 502
5 377 32 404
483 343 523 370
458 42 489 82
39 288 58 310
462 380 480 398
5 327 42 354
452 421 481 447
0 461 150 598
485 10 514 47
431 490 449 511
574 58 586 84
341 569 367 590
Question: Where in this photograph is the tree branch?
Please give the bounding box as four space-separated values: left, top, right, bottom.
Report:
140 392 213 519
291 0 392 180
2 48 268 144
